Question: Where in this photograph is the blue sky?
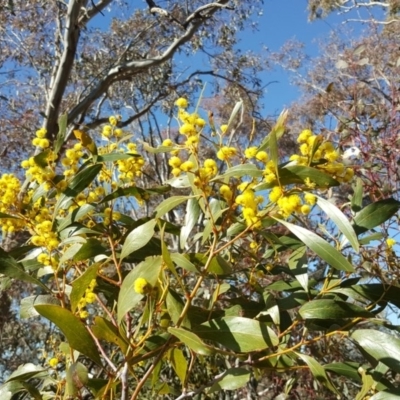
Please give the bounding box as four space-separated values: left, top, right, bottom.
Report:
241 0 364 114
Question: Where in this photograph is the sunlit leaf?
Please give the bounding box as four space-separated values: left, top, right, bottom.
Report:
180 197 201 249
168 327 214 356
117 256 162 324
34 304 101 364
208 368 250 394
91 316 129 353
297 353 339 394
196 316 278 352
54 113 68 154
352 329 400 372
120 219 157 261
70 263 99 312
167 348 188 384
299 299 373 319
274 218 355 272
353 198 400 235
155 195 193 218
316 195 359 252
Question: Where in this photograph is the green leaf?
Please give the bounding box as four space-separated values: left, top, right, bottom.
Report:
324 362 361 383
0 249 50 292
66 362 89 397
353 198 400 235
315 195 359 252
96 152 141 163
0 212 20 219
208 368 251 394
100 185 170 203
91 316 129 353
0 381 42 400
297 353 339 395
351 178 363 212
352 329 400 373
166 289 190 328
196 316 278 352
273 218 355 272
180 197 201 249
170 253 199 273
117 256 162 324
33 149 52 168
34 304 101 365
269 126 279 173
55 164 103 213
57 204 96 232
299 299 373 319
258 109 287 152
168 327 214 356
168 348 188 384
370 391 400 399
212 163 263 181
7 363 47 381
20 294 60 319
120 219 157 261
70 263 99 312
54 113 68 154
155 195 194 218
74 239 106 261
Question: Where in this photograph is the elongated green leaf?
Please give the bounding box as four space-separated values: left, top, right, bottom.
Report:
180 197 201 249
20 295 60 319
96 152 141 162
212 164 263 181
0 250 50 292
91 316 129 353
315 195 359 252
352 329 400 373
297 353 339 395
168 348 188 384
117 256 162 324
7 363 47 382
324 362 361 383
196 316 278 352
269 126 279 172
100 185 170 204
55 164 103 212
274 218 355 272
0 212 20 219
258 109 287 151
120 219 156 261
208 368 250 394
299 299 373 320
170 253 199 273
66 362 89 397
34 304 101 365
166 289 190 328
351 178 363 212
70 263 99 312
54 113 68 154
74 239 106 261
0 381 42 400
168 327 214 356
155 195 193 218
353 198 400 235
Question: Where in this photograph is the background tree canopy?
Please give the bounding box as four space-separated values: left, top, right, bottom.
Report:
1 1 400 399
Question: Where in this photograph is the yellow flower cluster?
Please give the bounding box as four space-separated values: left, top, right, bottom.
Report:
77 279 97 319
235 182 264 228
32 128 50 149
217 146 237 162
290 129 354 183
116 143 145 183
134 277 151 295
37 252 58 270
193 159 219 196
21 155 57 189
0 173 24 233
386 238 396 249
175 98 206 149
31 219 60 251
61 143 84 178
